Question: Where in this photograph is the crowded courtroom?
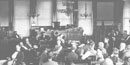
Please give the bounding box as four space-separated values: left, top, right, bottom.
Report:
0 0 130 65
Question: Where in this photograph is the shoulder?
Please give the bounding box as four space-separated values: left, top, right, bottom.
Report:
47 61 58 65
102 58 114 65
124 51 130 57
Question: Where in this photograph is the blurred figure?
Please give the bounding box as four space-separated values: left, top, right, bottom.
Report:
111 48 119 65
39 48 50 65
102 57 114 65
65 42 78 65
123 45 130 65
39 50 58 65
111 48 119 58
8 44 24 65
81 42 96 60
104 37 109 49
119 42 126 59
96 42 107 63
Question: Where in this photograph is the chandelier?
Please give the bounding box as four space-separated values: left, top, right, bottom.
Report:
57 0 74 16
29 0 40 26
80 1 90 18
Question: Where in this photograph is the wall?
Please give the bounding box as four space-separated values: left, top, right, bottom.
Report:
97 2 114 21
0 1 9 26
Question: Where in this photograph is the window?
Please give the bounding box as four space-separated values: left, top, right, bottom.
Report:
14 0 30 37
78 1 93 35
57 0 72 26
123 2 130 34
0 1 9 26
37 0 52 26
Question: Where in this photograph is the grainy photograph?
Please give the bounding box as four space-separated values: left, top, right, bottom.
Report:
0 0 129 65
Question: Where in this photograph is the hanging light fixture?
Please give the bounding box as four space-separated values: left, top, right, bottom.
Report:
29 0 40 26
80 1 89 18
57 0 74 16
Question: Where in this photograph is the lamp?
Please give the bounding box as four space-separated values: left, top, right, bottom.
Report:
29 0 40 26
80 1 91 18
30 14 40 24
57 0 75 16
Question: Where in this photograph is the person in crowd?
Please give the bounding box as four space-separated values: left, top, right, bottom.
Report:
42 51 58 65
55 41 71 65
107 29 117 56
123 31 128 40
111 48 119 58
123 45 130 65
37 32 46 41
81 41 97 60
104 37 109 49
81 34 88 44
52 39 63 57
124 58 130 65
29 34 39 46
111 48 119 65
124 32 130 45
8 44 24 65
75 43 85 58
39 49 58 65
30 29 37 38
39 48 49 65
119 42 126 59
96 42 107 63
57 34 65 46
102 57 114 65
50 38 63 62
0 35 9 59
49 31 59 49
7 34 20 59
65 42 78 65
23 37 38 65
13 31 20 39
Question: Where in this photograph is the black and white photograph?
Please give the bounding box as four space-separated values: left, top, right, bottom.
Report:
0 0 129 65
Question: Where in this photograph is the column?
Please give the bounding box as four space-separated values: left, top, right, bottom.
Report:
9 0 14 30
92 0 97 42
52 0 57 23
73 0 78 27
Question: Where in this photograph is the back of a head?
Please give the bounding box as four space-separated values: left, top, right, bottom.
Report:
16 44 21 51
120 42 126 51
70 41 78 51
47 51 54 59
98 42 104 48
127 45 130 50
102 58 114 65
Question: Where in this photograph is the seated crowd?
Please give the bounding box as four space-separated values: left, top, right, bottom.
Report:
0 28 130 65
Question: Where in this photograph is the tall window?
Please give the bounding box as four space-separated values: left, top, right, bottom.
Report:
78 1 93 35
57 0 72 26
14 0 30 37
37 0 52 26
123 1 130 34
